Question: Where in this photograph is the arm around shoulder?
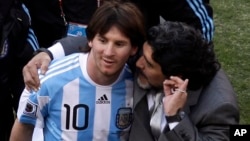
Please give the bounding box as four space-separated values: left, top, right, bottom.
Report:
35 36 88 61
57 36 88 56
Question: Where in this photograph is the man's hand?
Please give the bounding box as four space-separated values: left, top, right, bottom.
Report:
23 52 51 91
163 76 189 116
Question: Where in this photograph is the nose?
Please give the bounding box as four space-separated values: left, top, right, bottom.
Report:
104 43 114 56
136 56 144 69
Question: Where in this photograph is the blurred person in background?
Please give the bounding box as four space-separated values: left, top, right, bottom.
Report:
0 0 39 140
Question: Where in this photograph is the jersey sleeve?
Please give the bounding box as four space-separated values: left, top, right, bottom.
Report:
17 88 49 128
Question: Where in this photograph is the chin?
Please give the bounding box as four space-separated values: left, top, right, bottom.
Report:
137 77 151 90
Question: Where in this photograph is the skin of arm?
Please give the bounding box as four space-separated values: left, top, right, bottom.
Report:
9 119 34 141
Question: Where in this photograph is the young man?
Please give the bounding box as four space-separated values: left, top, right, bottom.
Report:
9 1 145 141
129 21 239 141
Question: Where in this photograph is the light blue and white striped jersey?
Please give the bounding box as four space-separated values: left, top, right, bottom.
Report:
19 53 134 141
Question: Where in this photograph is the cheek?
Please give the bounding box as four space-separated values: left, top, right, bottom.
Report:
147 73 157 82
135 59 141 68
91 43 105 55
147 72 165 87
118 49 132 60
140 70 153 82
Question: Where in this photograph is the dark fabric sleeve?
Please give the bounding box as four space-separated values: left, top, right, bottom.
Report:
0 0 14 43
158 0 214 41
0 0 14 25
57 36 88 56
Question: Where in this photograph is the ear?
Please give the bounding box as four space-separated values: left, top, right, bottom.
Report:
130 46 138 56
88 41 93 47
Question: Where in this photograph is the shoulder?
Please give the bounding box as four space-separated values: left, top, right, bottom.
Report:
113 64 134 86
204 69 236 101
39 53 83 83
196 69 238 112
49 53 81 72
188 69 239 125
121 64 134 80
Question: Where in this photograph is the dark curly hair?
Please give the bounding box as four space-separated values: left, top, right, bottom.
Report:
147 21 220 90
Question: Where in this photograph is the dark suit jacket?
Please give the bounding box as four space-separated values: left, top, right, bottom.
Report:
129 69 239 141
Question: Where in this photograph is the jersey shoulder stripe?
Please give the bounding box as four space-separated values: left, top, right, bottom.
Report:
186 0 214 41
40 53 82 83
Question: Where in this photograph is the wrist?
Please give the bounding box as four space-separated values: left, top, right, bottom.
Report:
165 110 185 123
33 48 53 60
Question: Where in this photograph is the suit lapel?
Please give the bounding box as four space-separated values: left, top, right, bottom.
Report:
130 83 156 140
133 82 148 108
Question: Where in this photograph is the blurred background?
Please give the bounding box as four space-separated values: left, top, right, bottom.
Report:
211 0 250 124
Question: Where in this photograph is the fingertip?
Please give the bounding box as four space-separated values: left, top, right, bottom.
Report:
41 66 48 75
35 84 41 91
40 67 46 74
40 70 45 75
163 80 168 84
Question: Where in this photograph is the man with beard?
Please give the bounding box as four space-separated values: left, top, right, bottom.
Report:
129 21 239 140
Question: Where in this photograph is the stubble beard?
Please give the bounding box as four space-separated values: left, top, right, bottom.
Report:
136 76 152 90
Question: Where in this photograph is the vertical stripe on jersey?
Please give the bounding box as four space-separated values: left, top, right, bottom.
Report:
186 0 214 41
61 78 80 141
108 79 134 141
125 80 133 108
93 87 112 141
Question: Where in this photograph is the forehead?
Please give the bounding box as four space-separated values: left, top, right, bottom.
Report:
99 26 130 40
143 42 162 68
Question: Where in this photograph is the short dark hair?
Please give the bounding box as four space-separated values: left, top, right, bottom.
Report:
86 0 146 48
147 21 220 90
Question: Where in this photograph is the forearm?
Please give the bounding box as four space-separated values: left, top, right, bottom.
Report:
59 36 87 55
45 36 87 60
10 119 34 141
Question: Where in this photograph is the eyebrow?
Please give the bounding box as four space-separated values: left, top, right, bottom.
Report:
97 34 129 44
96 34 104 38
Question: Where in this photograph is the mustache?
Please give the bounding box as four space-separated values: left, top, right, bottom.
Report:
136 68 145 77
